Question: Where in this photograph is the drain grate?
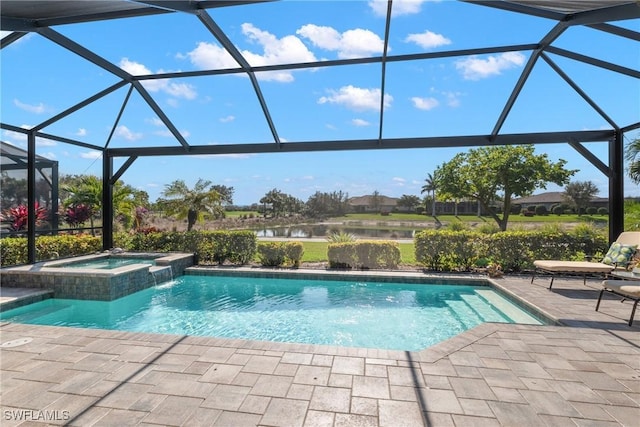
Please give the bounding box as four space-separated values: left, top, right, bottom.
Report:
0 337 33 348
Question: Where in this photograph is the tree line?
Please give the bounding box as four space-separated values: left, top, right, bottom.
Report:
2 140 638 234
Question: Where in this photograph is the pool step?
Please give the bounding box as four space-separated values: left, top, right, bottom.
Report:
444 299 482 329
460 293 507 323
475 289 542 325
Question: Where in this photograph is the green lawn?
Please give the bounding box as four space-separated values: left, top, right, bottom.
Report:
225 210 261 218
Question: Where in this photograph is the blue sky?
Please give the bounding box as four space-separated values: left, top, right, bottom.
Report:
1 0 639 206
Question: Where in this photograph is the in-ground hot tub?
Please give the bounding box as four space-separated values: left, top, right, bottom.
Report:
0 252 194 301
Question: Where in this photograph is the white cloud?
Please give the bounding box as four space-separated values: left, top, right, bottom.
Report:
153 129 190 138
241 23 317 81
369 0 432 17
185 41 239 70
115 125 143 141
119 58 197 99
325 124 338 130
442 91 462 107
392 177 406 183
455 52 526 80
36 138 57 147
40 151 56 160
318 85 392 111
297 25 385 59
411 96 439 110
220 115 235 123
76 128 87 137
147 117 190 138
351 118 371 127
185 24 316 83
405 30 451 49
80 150 102 159
2 129 28 144
13 99 46 114
164 82 197 100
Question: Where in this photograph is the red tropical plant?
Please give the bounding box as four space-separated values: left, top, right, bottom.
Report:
2 202 48 231
63 204 93 228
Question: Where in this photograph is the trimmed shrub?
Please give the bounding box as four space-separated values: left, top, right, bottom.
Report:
284 241 304 267
552 205 564 215
414 230 482 271
585 207 597 215
117 230 256 265
597 207 608 215
414 229 608 273
327 243 358 269
257 241 303 267
328 241 400 269
257 242 287 266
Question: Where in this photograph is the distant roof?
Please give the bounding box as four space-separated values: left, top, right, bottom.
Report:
513 191 607 204
349 195 398 206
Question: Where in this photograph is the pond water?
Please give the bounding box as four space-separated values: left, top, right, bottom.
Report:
253 225 417 239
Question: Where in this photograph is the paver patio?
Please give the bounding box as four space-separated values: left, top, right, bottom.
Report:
1 271 638 426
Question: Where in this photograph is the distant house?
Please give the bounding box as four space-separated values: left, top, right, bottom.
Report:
348 195 401 213
512 191 608 211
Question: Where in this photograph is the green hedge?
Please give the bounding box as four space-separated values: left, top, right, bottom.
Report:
328 241 401 269
414 229 609 272
257 241 304 267
123 230 257 265
1 235 102 267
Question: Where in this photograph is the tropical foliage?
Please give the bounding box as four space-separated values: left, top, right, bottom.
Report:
625 137 640 184
421 173 437 216
305 191 350 217
1 202 48 231
563 180 599 215
159 179 224 231
433 145 575 231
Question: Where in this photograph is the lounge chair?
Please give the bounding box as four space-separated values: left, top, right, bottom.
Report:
596 279 640 326
531 231 640 289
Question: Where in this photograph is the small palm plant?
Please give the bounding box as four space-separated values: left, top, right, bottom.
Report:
326 231 358 243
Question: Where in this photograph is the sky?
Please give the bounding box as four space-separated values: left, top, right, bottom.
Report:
1 0 639 206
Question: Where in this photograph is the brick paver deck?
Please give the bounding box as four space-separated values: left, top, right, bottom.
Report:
1 272 638 426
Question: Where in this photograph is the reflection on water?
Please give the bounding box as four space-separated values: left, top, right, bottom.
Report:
253 225 416 239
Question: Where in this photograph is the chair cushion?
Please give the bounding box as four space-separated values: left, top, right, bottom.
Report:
602 280 640 298
534 260 614 273
602 242 637 267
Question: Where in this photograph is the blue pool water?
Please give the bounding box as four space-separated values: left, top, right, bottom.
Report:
53 257 156 269
0 275 543 350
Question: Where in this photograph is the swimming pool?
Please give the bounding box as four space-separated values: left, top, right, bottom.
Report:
0 274 544 350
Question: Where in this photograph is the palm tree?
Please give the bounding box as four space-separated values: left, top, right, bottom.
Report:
625 138 640 184
161 179 222 231
62 175 102 234
421 173 437 217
